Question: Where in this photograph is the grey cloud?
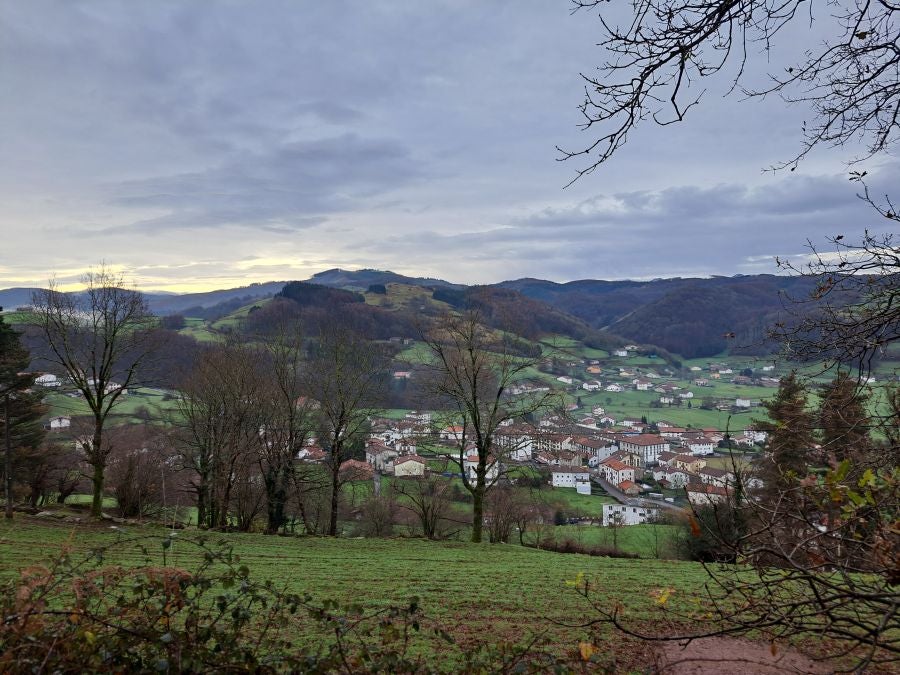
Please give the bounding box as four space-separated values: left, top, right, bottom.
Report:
106 134 421 233
353 165 900 282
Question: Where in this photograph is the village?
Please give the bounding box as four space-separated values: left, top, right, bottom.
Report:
29 341 773 532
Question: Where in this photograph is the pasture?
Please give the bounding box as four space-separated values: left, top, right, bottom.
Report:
0 517 709 669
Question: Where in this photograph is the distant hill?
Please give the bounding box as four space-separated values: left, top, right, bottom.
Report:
145 282 287 315
0 288 42 311
498 275 820 359
308 268 463 292
2 270 825 359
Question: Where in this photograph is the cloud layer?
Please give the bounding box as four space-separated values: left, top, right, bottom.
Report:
0 2 894 291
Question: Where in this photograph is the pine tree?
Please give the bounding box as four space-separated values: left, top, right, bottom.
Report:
818 371 870 463
1 313 46 515
756 372 815 492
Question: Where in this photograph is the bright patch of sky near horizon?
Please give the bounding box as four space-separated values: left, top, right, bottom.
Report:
0 1 896 293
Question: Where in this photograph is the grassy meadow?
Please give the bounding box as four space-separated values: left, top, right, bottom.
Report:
0 517 710 668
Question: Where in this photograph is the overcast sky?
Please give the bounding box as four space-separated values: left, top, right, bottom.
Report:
1 1 896 292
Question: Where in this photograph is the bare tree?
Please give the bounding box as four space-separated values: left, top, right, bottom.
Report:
304 324 387 536
174 342 265 529
393 475 455 540
105 425 171 519
31 266 158 518
423 311 559 543
357 493 398 537
256 324 316 534
771 225 900 382
561 0 900 180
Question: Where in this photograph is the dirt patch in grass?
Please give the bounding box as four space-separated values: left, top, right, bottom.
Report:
655 636 830 674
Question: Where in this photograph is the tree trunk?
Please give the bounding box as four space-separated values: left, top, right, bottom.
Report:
89 421 105 519
90 461 104 519
266 475 287 535
471 485 484 543
328 451 340 536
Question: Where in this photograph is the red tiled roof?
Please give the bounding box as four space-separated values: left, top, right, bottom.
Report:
621 434 669 446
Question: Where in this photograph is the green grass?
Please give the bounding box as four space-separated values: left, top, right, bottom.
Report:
544 487 618 514
551 523 683 558
0 517 709 667
1 309 37 324
42 387 181 423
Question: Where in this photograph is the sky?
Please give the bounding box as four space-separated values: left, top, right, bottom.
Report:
1 1 896 292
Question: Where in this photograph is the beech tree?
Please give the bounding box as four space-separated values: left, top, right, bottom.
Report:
31 267 157 519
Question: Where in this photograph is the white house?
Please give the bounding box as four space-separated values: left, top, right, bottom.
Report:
440 426 464 442
613 349 628 357
393 455 427 478
678 391 694 399
462 454 501 484
394 438 417 455
698 466 734 488
582 380 602 391
87 378 127 396
551 468 591 488
735 398 752 408
687 484 730 506
598 458 636 485
603 503 659 526
365 443 399 472
742 427 768 444
633 379 653 391
652 466 691 488
686 437 716 456
618 434 671 465
604 383 624 393
35 373 60 388
556 376 574 385
48 415 70 430
494 429 534 461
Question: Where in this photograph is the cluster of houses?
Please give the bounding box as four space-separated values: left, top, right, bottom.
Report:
332 406 761 518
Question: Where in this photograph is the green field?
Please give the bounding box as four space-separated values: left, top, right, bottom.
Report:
42 387 181 424
0 517 710 668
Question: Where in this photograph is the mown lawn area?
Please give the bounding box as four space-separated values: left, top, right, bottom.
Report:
0 517 710 668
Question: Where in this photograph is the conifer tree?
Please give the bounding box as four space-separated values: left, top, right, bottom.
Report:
818 371 870 464
0 313 45 517
756 372 815 492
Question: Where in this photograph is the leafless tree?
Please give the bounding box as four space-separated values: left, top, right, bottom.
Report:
422 310 559 543
771 224 900 382
561 0 900 181
31 265 159 518
105 425 171 519
393 475 455 540
256 324 316 534
356 493 398 537
289 465 331 535
304 324 387 536
174 342 265 529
